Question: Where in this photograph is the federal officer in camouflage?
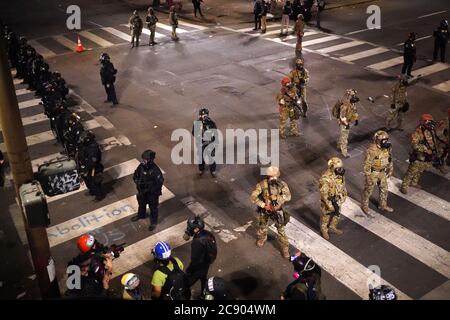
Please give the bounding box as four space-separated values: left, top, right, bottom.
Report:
319 157 347 240
386 76 409 131
277 76 300 139
335 89 359 158
361 131 394 214
250 166 291 258
288 58 309 117
129 10 143 47
401 114 440 194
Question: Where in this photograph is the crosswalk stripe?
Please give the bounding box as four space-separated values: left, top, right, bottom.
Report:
79 30 114 47
178 20 208 30
13 78 22 85
141 28 165 39
388 177 450 222
413 62 450 78
367 56 404 71
420 280 450 300
342 198 450 279
112 220 187 278
261 29 285 37
281 31 318 41
19 98 41 110
266 37 295 48
102 27 131 42
46 158 140 203
0 114 47 133
317 40 364 54
274 216 411 300
302 35 340 47
432 80 450 92
30 137 124 172
47 187 175 247
237 23 281 33
53 35 78 51
341 47 389 62
28 40 56 58
155 23 188 34
15 88 33 96
0 119 100 152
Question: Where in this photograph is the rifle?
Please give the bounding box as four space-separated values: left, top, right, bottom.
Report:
262 179 289 226
329 197 340 217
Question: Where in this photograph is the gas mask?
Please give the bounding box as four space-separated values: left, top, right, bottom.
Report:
296 65 304 71
423 120 437 131
379 139 391 149
350 96 360 104
401 80 408 87
334 167 345 176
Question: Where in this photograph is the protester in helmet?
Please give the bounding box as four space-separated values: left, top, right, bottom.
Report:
369 285 397 300
121 273 144 300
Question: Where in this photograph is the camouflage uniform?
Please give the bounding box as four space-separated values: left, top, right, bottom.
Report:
319 158 347 240
250 172 291 258
129 12 143 47
288 65 309 117
386 81 407 130
401 125 436 193
361 131 394 214
169 10 179 40
337 93 359 157
277 85 300 138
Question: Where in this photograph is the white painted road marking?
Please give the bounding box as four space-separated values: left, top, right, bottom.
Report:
413 63 449 78
141 28 165 39
367 56 404 70
388 177 450 222
342 198 450 279
302 35 340 47
19 98 41 110
15 88 32 96
47 187 175 247
317 40 364 54
79 30 114 47
102 27 131 42
272 216 411 300
433 80 450 92
178 20 208 30
111 220 188 278
28 40 56 58
418 10 447 19
53 35 78 51
341 47 389 62
420 280 450 300
46 158 141 203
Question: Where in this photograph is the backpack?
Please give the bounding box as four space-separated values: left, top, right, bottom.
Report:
158 257 191 300
332 101 342 118
199 230 217 264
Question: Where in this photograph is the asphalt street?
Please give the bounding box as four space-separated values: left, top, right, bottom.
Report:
0 0 449 300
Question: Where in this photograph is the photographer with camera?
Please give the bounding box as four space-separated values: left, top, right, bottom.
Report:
65 252 113 298
75 233 124 260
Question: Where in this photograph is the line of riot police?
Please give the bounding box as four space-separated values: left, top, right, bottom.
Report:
3 26 105 201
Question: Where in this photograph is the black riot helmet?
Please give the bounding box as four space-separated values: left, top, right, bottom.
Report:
441 19 448 29
99 52 110 63
79 130 96 145
199 108 209 117
369 285 397 300
185 215 205 237
291 253 319 280
408 32 417 41
19 36 27 45
41 63 50 72
141 149 156 163
204 277 228 300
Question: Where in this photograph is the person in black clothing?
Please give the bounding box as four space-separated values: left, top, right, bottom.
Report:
183 216 217 297
433 19 449 63
192 108 218 177
99 53 118 106
65 253 113 299
63 113 84 158
281 252 325 300
6 31 19 69
192 0 204 18
131 149 164 231
253 0 263 31
401 32 417 78
203 277 234 300
76 131 105 201
0 150 5 188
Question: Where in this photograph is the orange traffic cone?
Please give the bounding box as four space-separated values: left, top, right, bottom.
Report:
76 35 85 53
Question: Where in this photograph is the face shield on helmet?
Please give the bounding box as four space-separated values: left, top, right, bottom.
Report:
121 273 140 290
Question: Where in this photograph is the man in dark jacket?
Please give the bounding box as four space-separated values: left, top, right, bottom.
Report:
253 0 263 31
433 19 449 63
192 108 218 177
192 0 204 18
401 32 417 78
76 131 104 201
183 216 217 297
131 149 164 231
99 53 119 106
